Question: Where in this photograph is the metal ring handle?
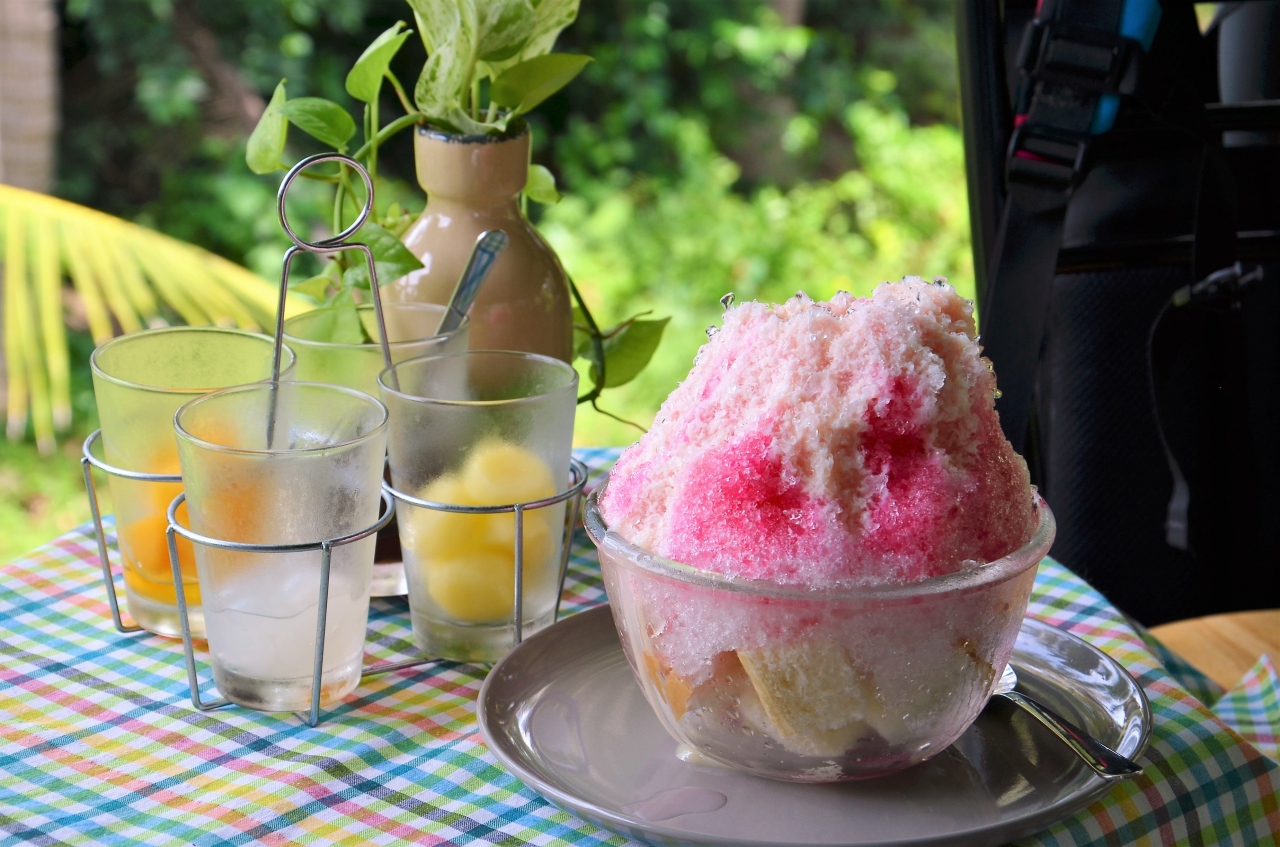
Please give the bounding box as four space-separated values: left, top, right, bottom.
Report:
276 153 375 251
167 488 396 553
268 152 394 440
382 458 588 513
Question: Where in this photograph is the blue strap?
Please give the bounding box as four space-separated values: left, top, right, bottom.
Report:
1091 0 1162 133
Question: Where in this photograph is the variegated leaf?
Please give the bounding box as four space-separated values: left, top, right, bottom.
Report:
488 0 579 74
411 0 480 120
477 0 535 63
406 0 455 55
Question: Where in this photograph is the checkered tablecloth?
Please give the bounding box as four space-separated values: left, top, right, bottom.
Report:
2 448 1277 846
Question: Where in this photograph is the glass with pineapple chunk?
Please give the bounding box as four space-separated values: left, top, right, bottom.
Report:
90 327 293 638
378 350 578 662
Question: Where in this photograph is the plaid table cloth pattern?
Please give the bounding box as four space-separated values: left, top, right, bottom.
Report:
1 448 1277 846
1211 656 1279 764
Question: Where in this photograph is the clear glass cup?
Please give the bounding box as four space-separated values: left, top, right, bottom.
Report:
284 302 470 596
90 327 293 638
283 302 469 390
584 486 1056 782
174 382 388 712
378 350 578 662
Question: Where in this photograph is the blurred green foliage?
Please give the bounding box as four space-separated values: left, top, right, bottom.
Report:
58 0 964 294
4 0 970 560
59 0 406 279
544 0 959 191
545 103 971 444
537 1 971 442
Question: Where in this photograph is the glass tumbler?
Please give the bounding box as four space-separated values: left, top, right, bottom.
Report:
378 351 578 662
584 487 1056 782
174 382 388 712
283 302 469 389
90 326 293 638
284 302 469 596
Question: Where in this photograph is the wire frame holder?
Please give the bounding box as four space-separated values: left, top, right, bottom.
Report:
161 152 583 728
268 153 397 446
80 151 392 636
81 428 180 634
382 457 589 646
97 151 583 727
166 455 586 728
159 152 424 727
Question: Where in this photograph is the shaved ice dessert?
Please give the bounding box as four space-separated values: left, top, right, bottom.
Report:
583 278 1055 781
602 279 1037 584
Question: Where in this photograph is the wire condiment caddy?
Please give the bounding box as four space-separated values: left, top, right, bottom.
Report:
153 152 587 726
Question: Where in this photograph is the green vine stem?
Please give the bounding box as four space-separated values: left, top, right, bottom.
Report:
331 161 348 240
591 402 647 433
569 276 605 405
297 170 341 184
386 72 414 117
368 96 380 179
352 112 425 162
568 276 647 433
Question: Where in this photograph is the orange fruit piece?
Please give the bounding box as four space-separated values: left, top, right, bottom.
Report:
119 493 198 605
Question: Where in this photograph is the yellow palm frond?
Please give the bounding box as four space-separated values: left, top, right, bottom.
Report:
0 184 309 453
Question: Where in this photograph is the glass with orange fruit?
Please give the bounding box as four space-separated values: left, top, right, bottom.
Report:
89 327 292 637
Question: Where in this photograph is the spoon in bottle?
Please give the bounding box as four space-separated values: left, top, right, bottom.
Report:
436 229 509 335
993 663 1144 779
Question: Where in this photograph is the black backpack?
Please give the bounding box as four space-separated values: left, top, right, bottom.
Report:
957 0 1280 624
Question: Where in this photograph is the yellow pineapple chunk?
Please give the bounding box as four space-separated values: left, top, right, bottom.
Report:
406 440 561 623
461 440 556 505
404 476 491 561
737 641 880 757
426 550 515 621
484 510 555 574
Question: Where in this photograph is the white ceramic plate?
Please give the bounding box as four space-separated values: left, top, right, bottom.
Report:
478 606 1151 847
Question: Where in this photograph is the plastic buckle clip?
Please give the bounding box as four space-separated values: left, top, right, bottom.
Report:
1017 19 1137 96
1005 124 1089 210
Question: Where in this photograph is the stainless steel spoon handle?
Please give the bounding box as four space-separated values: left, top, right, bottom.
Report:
436 229 509 335
1000 690 1145 779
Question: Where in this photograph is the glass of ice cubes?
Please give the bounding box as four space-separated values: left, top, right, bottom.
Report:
173 381 388 712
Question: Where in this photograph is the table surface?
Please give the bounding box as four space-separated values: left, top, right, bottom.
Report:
2 448 1277 847
1149 610 1280 690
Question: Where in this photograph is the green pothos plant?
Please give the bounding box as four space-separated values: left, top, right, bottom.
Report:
244 0 666 422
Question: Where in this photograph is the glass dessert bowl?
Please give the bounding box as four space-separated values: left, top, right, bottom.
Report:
583 484 1056 783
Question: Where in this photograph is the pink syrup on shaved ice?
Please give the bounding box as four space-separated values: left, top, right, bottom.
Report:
601 278 1037 587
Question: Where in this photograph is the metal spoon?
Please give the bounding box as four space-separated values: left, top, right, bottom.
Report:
436 229 509 335
993 663 1145 779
